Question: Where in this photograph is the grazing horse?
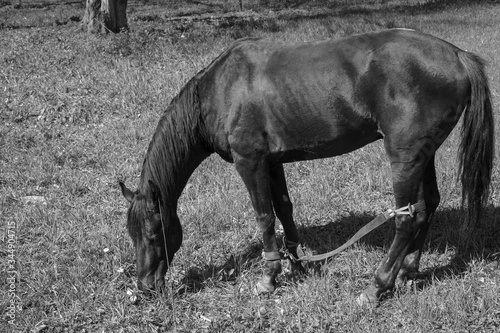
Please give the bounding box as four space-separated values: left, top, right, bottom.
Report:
120 29 494 305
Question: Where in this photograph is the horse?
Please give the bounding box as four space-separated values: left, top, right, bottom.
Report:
119 28 494 305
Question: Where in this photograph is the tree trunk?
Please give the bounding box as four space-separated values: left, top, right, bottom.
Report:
81 0 128 34
103 0 129 33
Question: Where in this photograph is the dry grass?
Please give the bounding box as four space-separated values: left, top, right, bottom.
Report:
1 0 500 332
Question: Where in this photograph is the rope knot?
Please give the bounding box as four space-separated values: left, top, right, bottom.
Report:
386 202 417 218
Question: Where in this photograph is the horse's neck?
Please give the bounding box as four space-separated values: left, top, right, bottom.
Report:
169 142 210 201
139 114 210 208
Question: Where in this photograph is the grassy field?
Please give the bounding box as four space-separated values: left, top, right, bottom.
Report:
1 0 500 332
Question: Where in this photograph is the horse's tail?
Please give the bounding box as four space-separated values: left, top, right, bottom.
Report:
457 51 494 230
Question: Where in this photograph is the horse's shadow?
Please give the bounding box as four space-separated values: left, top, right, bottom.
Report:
295 206 500 290
178 206 500 296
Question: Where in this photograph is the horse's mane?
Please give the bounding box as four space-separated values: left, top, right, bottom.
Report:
138 76 202 203
136 38 263 211
137 39 258 201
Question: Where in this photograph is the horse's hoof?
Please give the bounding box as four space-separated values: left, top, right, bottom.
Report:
255 277 276 294
395 275 406 289
356 291 377 308
396 270 418 289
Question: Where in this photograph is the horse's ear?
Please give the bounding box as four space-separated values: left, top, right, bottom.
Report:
148 180 161 204
119 181 135 203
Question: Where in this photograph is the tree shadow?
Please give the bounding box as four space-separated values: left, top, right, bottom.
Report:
268 0 495 17
186 0 226 10
202 0 497 41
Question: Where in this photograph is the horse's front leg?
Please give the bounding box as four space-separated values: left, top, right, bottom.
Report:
269 163 305 274
233 154 281 293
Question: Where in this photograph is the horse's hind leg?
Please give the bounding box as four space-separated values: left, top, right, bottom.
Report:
396 156 440 285
358 143 432 305
269 163 305 273
233 154 281 293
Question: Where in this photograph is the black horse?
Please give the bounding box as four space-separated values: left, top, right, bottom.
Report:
120 29 494 305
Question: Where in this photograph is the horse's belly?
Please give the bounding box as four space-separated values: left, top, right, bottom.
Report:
268 130 382 163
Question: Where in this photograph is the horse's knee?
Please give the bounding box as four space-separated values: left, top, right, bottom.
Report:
257 213 276 229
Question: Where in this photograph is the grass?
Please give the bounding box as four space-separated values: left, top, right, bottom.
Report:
1 0 500 332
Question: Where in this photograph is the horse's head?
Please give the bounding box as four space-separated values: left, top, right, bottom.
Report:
119 180 181 294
